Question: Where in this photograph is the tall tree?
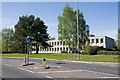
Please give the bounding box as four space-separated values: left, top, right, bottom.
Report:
58 4 76 52
29 17 49 54
58 4 89 52
118 28 120 50
1 28 16 51
14 15 49 53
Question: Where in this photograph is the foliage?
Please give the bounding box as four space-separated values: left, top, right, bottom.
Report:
85 44 101 55
84 43 91 54
58 4 89 52
14 15 49 53
1 28 17 52
98 51 120 55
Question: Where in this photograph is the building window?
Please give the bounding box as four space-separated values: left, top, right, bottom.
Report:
60 48 62 51
91 39 94 43
55 42 56 45
63 41 65 46
57 48 59 51
96 39 99 43
100 38 103 43
60 41 62 45
57 42 59 46
52 48 53 51
55 48 56 51
66 48 68 51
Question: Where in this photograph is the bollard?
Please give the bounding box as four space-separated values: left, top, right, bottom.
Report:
42 58 47 67
42 58 50 69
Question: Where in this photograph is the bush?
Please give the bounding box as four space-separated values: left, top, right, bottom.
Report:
84 44 92 55
90 46 100 55
98 51 120 55
84 45 100 55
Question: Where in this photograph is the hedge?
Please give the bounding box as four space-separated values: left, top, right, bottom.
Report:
98 51 120 55
2 51 20 53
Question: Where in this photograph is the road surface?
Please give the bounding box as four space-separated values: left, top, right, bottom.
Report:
2 57 119 80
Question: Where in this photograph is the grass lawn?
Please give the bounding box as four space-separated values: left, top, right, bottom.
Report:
0 53 119 62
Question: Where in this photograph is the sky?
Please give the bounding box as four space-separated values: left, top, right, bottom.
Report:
2 2 118 40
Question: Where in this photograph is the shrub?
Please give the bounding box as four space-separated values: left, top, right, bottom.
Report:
84 44 91 54
84 45 100 55
89 46 100 55
98 51 120 55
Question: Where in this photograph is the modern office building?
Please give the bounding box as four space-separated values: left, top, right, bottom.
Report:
32 40 69 53
32 36 115 53
89 36 115 49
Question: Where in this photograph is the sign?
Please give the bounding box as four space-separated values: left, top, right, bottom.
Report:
26 36 30 44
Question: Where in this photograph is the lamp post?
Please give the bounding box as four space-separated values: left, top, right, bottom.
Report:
76 0 80 59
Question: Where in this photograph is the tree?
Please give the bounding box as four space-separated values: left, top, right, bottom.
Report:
1 28 16 52
118 28 120 50
29 16 49 54
14 15 50 54
58 4 89 53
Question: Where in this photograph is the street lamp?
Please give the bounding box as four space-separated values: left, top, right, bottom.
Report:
76 0 80 59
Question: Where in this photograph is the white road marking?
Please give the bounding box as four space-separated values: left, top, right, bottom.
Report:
82 69 118 77
38 69 118 77
54 70 71 73
52 66 61 68
101 77 118 78
98 72 118 76
17 67 34 73
5 64 12 67
38 70 82 73
17 67 25 70
109 65 116 66
99 64 117 67
46 76 53 78
24 69 35 73
38 72 49 73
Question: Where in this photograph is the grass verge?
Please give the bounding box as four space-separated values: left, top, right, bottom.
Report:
0 53 119 62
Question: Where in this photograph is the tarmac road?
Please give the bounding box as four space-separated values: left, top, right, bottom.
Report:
1 57 119 80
